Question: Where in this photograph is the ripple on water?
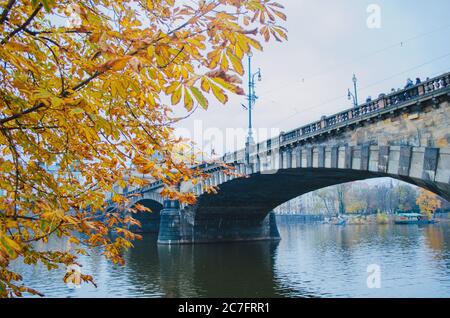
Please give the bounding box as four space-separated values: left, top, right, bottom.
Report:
9 222 450 297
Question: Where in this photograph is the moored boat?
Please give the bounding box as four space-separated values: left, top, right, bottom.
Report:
331 216 346 226
394 213 436 225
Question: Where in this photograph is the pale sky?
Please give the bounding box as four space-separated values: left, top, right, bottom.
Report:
173 0 450 156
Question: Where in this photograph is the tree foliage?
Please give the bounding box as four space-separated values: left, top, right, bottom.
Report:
416 189 441 218
315 188 338 215
0 0 286 297
394 184 418 212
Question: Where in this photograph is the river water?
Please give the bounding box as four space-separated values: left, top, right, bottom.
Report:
13 221 450 298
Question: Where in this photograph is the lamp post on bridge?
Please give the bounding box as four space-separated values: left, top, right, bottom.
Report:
348 74 359 107
244 53 262 164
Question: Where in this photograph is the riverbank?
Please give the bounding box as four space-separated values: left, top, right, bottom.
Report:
277 212 450 226
275 214 324 224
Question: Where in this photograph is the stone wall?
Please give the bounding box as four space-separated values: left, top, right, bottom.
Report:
299 101 450 148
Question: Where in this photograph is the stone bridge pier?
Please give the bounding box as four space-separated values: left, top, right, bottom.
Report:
157 199 280 244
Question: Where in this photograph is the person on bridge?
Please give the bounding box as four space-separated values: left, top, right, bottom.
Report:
405 78 414 89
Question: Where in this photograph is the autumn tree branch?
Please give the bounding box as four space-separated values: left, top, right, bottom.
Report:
35 37 66 94
1 3 43 45
0 125 59 131
0 3 214 126
0 0 16 24
157 46 185 69
23 220 64 243
0 101 46 125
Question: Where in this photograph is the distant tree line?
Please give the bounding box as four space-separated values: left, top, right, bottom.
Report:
274 179 449 216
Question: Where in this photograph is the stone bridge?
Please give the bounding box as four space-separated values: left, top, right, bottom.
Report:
107 72 450 245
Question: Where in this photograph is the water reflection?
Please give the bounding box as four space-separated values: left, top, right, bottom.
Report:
11 222 450 298
156 241 280 298
274 223 450 297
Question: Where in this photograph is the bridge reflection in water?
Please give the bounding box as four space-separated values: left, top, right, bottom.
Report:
12 222 450 297
155 240 280 298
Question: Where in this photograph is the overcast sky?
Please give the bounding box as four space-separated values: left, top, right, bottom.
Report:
173 0 450 156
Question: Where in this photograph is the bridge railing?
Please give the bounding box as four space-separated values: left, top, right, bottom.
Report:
278 71 450 145
107 72 450 203
105 179 165 206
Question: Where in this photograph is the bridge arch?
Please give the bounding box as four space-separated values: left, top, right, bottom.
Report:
192 144 449 219
167 145 450 244
129 192 164 234
192 167 447 221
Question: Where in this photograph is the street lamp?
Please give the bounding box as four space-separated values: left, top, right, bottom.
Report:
244 53 262 163
347 74 358 107
246 53 262 144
